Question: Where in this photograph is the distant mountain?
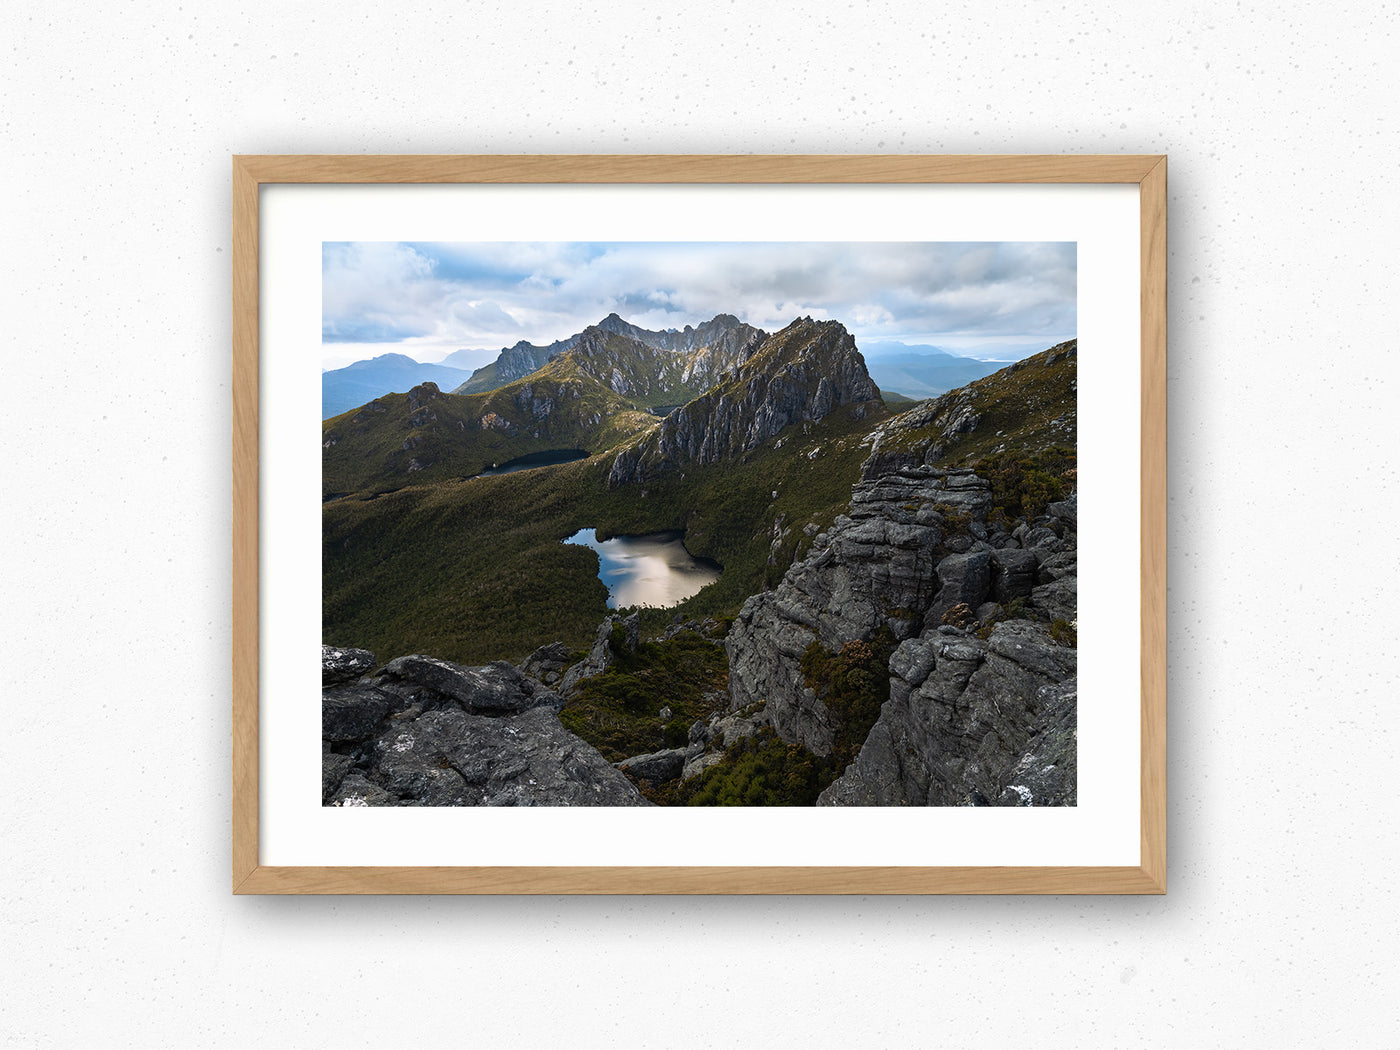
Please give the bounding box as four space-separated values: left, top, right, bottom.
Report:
452 313 766 397
322 354 474 419
858 341 1005 400
437 346 495 371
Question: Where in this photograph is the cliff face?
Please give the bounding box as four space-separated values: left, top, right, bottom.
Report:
724 452 1078 805
544 321 765 410
607 317 880 487
453 312 766 397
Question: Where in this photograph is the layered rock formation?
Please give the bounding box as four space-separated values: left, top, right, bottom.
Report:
321 645 648 807
816 621 1076 806
726 451 1078 805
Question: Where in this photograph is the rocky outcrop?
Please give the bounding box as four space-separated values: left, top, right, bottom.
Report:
558 612 640 695
816 621 1076 806
726 467 994 755
518 641 574 686
726 447 1078 804
607 318 880 487
322 646 648 807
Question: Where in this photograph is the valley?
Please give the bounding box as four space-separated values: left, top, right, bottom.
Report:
321 311 1078 808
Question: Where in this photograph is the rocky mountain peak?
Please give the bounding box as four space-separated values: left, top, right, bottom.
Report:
606 317 880 487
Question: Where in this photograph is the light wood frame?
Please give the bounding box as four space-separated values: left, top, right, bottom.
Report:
233 154 1166 894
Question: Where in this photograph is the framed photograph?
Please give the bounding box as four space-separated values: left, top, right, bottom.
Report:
233 155 1165 894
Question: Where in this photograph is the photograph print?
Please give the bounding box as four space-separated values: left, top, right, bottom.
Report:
320 241 1078 808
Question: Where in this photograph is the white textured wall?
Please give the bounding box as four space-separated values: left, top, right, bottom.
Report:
4 1 1397 1045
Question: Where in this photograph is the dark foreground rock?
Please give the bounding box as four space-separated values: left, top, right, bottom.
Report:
322 646 648 807
816 621 1076 806
321 645 377 685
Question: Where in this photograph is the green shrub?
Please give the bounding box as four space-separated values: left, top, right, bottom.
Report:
975 447 1076 521
679 728 834 806
799 629 895 768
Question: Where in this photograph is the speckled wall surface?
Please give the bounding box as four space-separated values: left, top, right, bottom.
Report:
4 1 1398 1045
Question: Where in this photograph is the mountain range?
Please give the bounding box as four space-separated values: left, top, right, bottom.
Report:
321 313 1010 419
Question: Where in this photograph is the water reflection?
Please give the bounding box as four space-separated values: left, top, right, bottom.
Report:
564 528 722 609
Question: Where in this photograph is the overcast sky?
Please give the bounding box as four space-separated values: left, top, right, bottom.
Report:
321 241 1076 371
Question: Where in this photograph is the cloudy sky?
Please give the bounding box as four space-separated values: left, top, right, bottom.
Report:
321 241 1076 371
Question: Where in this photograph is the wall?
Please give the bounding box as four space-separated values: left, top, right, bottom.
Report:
3 1 1397 1045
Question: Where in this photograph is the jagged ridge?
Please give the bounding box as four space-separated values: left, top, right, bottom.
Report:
607 317 881 487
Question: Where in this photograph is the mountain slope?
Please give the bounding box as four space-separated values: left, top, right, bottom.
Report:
862 339 1077 475
607 317 881 486
321 354 475 419
321 375 655 497
451 312 766 397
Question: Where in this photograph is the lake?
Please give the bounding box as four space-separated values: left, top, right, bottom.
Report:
564 528 722 609
477 449 589 476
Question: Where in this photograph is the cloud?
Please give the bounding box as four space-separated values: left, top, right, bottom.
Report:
323 241 1076 363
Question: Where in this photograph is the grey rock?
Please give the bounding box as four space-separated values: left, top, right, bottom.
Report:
322 751 355 803
989 548 1040 603
818 621 1075 807
889 636 937 690
616 748 687 783
681 751 724 781
380 655 561 714
322 683 395 742
929 551 992 622
370 706 650 807
995 680 1077 806
1037 551 1077 582
328 773 395 808
322 645 377 685
519 641 574 685
559 612 639 695
1030 575 1078 622
1046 495 1078 526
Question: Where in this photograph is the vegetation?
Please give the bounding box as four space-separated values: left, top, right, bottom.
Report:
559 629 729 764
675 728 836 806
877 339 1077 468
799 629 896 768
321 373 655 497
1049 618 1078 647
323 402 887 666
977 446 1077 520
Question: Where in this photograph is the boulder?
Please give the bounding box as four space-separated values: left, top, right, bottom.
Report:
929 551 992 622
1030 575 1078 622
989 548 1039 603
322 683 395 742
379 655 561 714
519 641 574 685
370 706 650 807
322 645 376 685
616 748 688 783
